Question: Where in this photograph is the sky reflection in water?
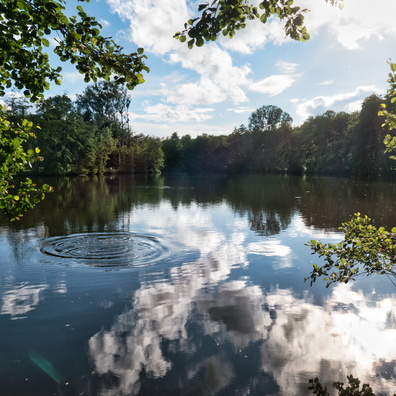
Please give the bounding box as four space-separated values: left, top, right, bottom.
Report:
0 175 396 395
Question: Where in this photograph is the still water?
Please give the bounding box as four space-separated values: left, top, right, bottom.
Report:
1 174 396 395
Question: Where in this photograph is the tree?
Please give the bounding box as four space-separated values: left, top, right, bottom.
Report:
298 110 356 174
305 213 396 288
174 0 342 48
162 132 184 171
308 375 390 396
76 81 131 136
133 135 164 174
350 95 384 176
76 81 134 171
379 61 396 157
0 0 149 218
248 105 292 132
0 107 52 220
33 95 95 174
0 0 149 101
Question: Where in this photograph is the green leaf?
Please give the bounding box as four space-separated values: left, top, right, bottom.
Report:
187 39 194 49
259 14 267 23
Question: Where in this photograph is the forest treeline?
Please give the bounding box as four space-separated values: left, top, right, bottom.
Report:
163 95 395 176
7 81 395 177
7 81 164 176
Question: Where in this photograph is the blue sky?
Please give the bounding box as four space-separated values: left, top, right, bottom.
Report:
36 0 396 137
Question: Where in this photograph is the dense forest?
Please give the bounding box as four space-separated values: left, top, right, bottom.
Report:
7 80 396 178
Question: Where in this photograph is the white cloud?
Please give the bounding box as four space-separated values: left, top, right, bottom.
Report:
98 0 395 135
249 74 296 96
227 107 255 114
333 23 372 50
166 77 227 105
169 45 251 104
300 0 396 49
318 80 335 86
107 0 189 55
129 120 232 138
208 0 396 54
345 99 364 113
248 240 293 269
99 19 111 28
106 0 252 105
276 61 298 74
61 71 85 84
294 85 383 121
1 284 48 319
129 103 214 123
219 17 288 54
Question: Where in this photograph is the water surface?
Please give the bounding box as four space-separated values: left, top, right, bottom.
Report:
1 174 396 395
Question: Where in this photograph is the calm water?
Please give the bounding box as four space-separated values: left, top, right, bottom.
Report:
1 174 396 396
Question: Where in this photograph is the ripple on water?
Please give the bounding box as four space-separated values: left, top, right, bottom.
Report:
40 232 169 268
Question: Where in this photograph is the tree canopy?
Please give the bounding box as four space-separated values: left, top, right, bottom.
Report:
174 0 343 48
0 0 149 101
0 0 150 219
248 105 292 132
379 61 396 157
305 213 396 288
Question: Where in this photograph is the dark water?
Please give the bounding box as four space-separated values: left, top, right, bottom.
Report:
1 174 396 396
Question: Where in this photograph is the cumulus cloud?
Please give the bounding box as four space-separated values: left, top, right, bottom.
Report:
300 0 396 49
276 60 298 74
106 0 189 55
249 74 297 96
128 120 231 138
219 16 288 54
98 19 111 28
293 85 383 121
129 103 215 123
106 0 251 106
165 77 227 105
169 45 251 104
227 106 255 114
318 79 335 86
99 0 395 133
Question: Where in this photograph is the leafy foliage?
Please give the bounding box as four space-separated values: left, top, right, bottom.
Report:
308 375 392 396
0 107 52 220
0 0 149 101
174 0 343 48
0 0 150 219
161 98 393 176
350 95 386 176
379 61 396 158
305 213 396 288
248 104 292 132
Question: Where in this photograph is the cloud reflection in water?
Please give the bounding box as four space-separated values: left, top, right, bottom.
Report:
1 283 48 319
88 215 396 395
84 202 396 394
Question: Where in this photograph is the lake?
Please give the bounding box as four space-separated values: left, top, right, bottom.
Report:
1 174 396 395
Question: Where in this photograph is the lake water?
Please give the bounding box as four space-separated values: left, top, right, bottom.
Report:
1 174 396 396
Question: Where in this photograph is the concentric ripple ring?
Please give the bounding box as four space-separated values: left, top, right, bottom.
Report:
40 232 169 268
